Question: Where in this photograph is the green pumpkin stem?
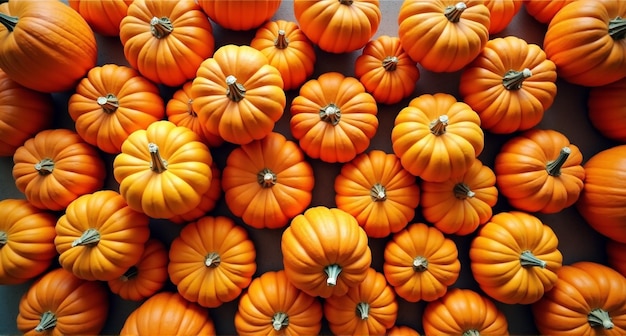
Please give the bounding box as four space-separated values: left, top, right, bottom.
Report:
225 75 246 102
205 251 221 268
413 256 429 272
454 183 476 199
0 13 17 32
320 103 341 125
35 311 57 332
148 143 168 173
370 183 387 202
0 231 7 246
324 264 342 286
430 115 449 135
520 250 546 268
502 68 532 90
609 16 626 40
97 94 119 113
356 302 370 320
150 16 173 39
71 228 101 247
462 329 480 336
588 308 614 329
258 168 277 188
382 56 399 71
546 147 571 177
444 2 467 23
34 158 55 175
272 312 289 331
275 30 289 49
119 266 139 282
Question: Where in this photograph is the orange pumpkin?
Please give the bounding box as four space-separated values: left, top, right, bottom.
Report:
168 216 257 308
354 35 420 105
68 64 165 154
168 162 222 225
281 206 372 298
235 270 323 336
17 268 109 335
607 239 626 277
398 0 490 72
290 72 379 163
0 199 57 285
588 76 626 142
119 0 215 87
421 158 498 236
523 0 576 24
387 325 421 336
483 0 522 34
383 223 461 302
334 150 420 238
294 0 381 53
197 0 281 31
495 129 585 213
391 92 484 183
459 36 558 134
191 44 286 145
222 132 314 230
12 129 106 211
68 0 133 36
324 268 398 335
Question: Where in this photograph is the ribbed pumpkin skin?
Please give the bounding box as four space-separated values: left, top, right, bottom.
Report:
167 162 222 225
588 76 626 142
483 0 522 34
197 0 281 31
523 0 576 24
387 325 421 336
69 0 133 36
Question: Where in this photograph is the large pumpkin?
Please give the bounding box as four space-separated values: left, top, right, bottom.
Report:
68 0 133 36
588 76 626 142
197 0 281 31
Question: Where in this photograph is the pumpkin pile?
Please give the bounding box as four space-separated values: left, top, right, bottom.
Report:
1 0 626 335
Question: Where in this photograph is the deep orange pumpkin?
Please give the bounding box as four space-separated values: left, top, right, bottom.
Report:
69 0 133 36
588 76 626 142
197 0 281 31
607 239 626 277
483 0 522 34
523 0 576 24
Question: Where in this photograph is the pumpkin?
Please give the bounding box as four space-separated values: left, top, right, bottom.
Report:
421 158 498 236
422 288 509 335
470 211 563 305
398 0 490 72
16 268 109 335
294 0 381 54
68 0 133 36
120 291 216 335
113 120 213 219
119 0 215 87
196 0 281 31
290 71 379 163
387 325 421 336
577 144 626 243
532 261 626 335
0 68 53 157
281 206 372 298
495 129 585 213
250 20 316 91
459 35 558 134
12 128 106 211
234 270 323 336
68 63 165 154
588 76 626 142
383 223 461 303
168 162 222 225
324 268 398 335
107 238 169 301
0 199 57 285
543 0 626 87
523 0 576 24
334 149 420 238
168 215 257 308
354 35 420 105
0 0 97 93
391 92 484 183
54 190 151 281
222 132 314 230
483 0 522 34
607 239 626 277
191 44 286 145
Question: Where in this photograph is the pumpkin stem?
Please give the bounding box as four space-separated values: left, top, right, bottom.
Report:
588 308 614 329
324 264 342 286
454 183 475 199
519 250 546 268
609 17 626 40
119 266 139 282
339 0 354 5
71 228 101 247
370 183 387 202
0 231 7 246
444 2 467 23
148 143 168 173
205 251 221 268
34 158 55 175
430 115 449 135
382 56 399 71
0 13 17 32
502 68 532 90
320 103 342 126
187 98 198 117
462 329 480 336
272 312 289 331
97 93 120 113
413 256 429 272
546 147 571 177
257 168 277 188
225 75 246 102
356 302 370 320
150 16 173 39
275 29 289 49
35 311 57 332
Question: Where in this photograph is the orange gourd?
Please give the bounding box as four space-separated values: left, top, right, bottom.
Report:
607 239 626 277
197 0 281 31
523 0 576 24
588 76 626 142
383 223 461 302
12 129 106 211
69 0 133 36
168 162 222 225
290 72 379 163
168 216 257 308
483 0 522 34
387 325 421 336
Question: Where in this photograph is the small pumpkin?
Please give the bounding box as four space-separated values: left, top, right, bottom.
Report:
387 325 421 336
168 162 222 225
197 0 281 31
523 0 576 24
588 76 626 142
68 0 133 36
607 239 626 277
483 0 523 34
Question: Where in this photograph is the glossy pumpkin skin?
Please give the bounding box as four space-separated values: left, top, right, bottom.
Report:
334 150 420 238
222 132 314 230
119 0 215 87
391 92 484 183
168 162 222 225
588 76 626 142
543 0 626 87
68 64 165 154
191 44 286 145
54 190 151 281
294 0 381 54
607 240 626 277
354 35 420 105
197 0 281 31
168 216 257 308
459 36 558 134
12 129 106 211
0 69 53 157
120 291 216 335
290 72 379 163
532 261 626 335
495 129 585 213
383 223 461 303
17 268 109 336
68 0 133 36
0 199 57 285
483 0 522 34
421 158 498 236
398 0 490 72
113 120 213 219
281 206 372 298
523 0 576 24
234 270 323 336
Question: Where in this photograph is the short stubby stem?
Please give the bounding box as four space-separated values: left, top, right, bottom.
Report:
324 264 342 286
274 30 289 49
520 250 546 268
35 311 57 332
320 104 341 125
72 228 101 247
413 256 429 272
0 13 18 32
609 17 626 40
258 168 277 188
430 115 449 135
588 308 614 329
205 251 221 268
356 302 370 320
370 183 387 202
34 158 55 175
463 329 480 336
272 312 289 331
339 0 354 5
148 143 168 173
225 75 246 102
382 56 399 71
444 2 467 23
0 231 7 247
454 183 476 199
150 16 173 39
502 68 532 90
97 94 119 113
546 147 571 177
187 98 197 117
120 266 139 282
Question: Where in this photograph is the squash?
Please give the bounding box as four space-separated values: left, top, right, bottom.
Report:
168 162 222 225
387 325 421 336
523 0 576 24
196 0 281 31
68 0 133 36
607 239 626 277
483 0 523 34
588 76 626 142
